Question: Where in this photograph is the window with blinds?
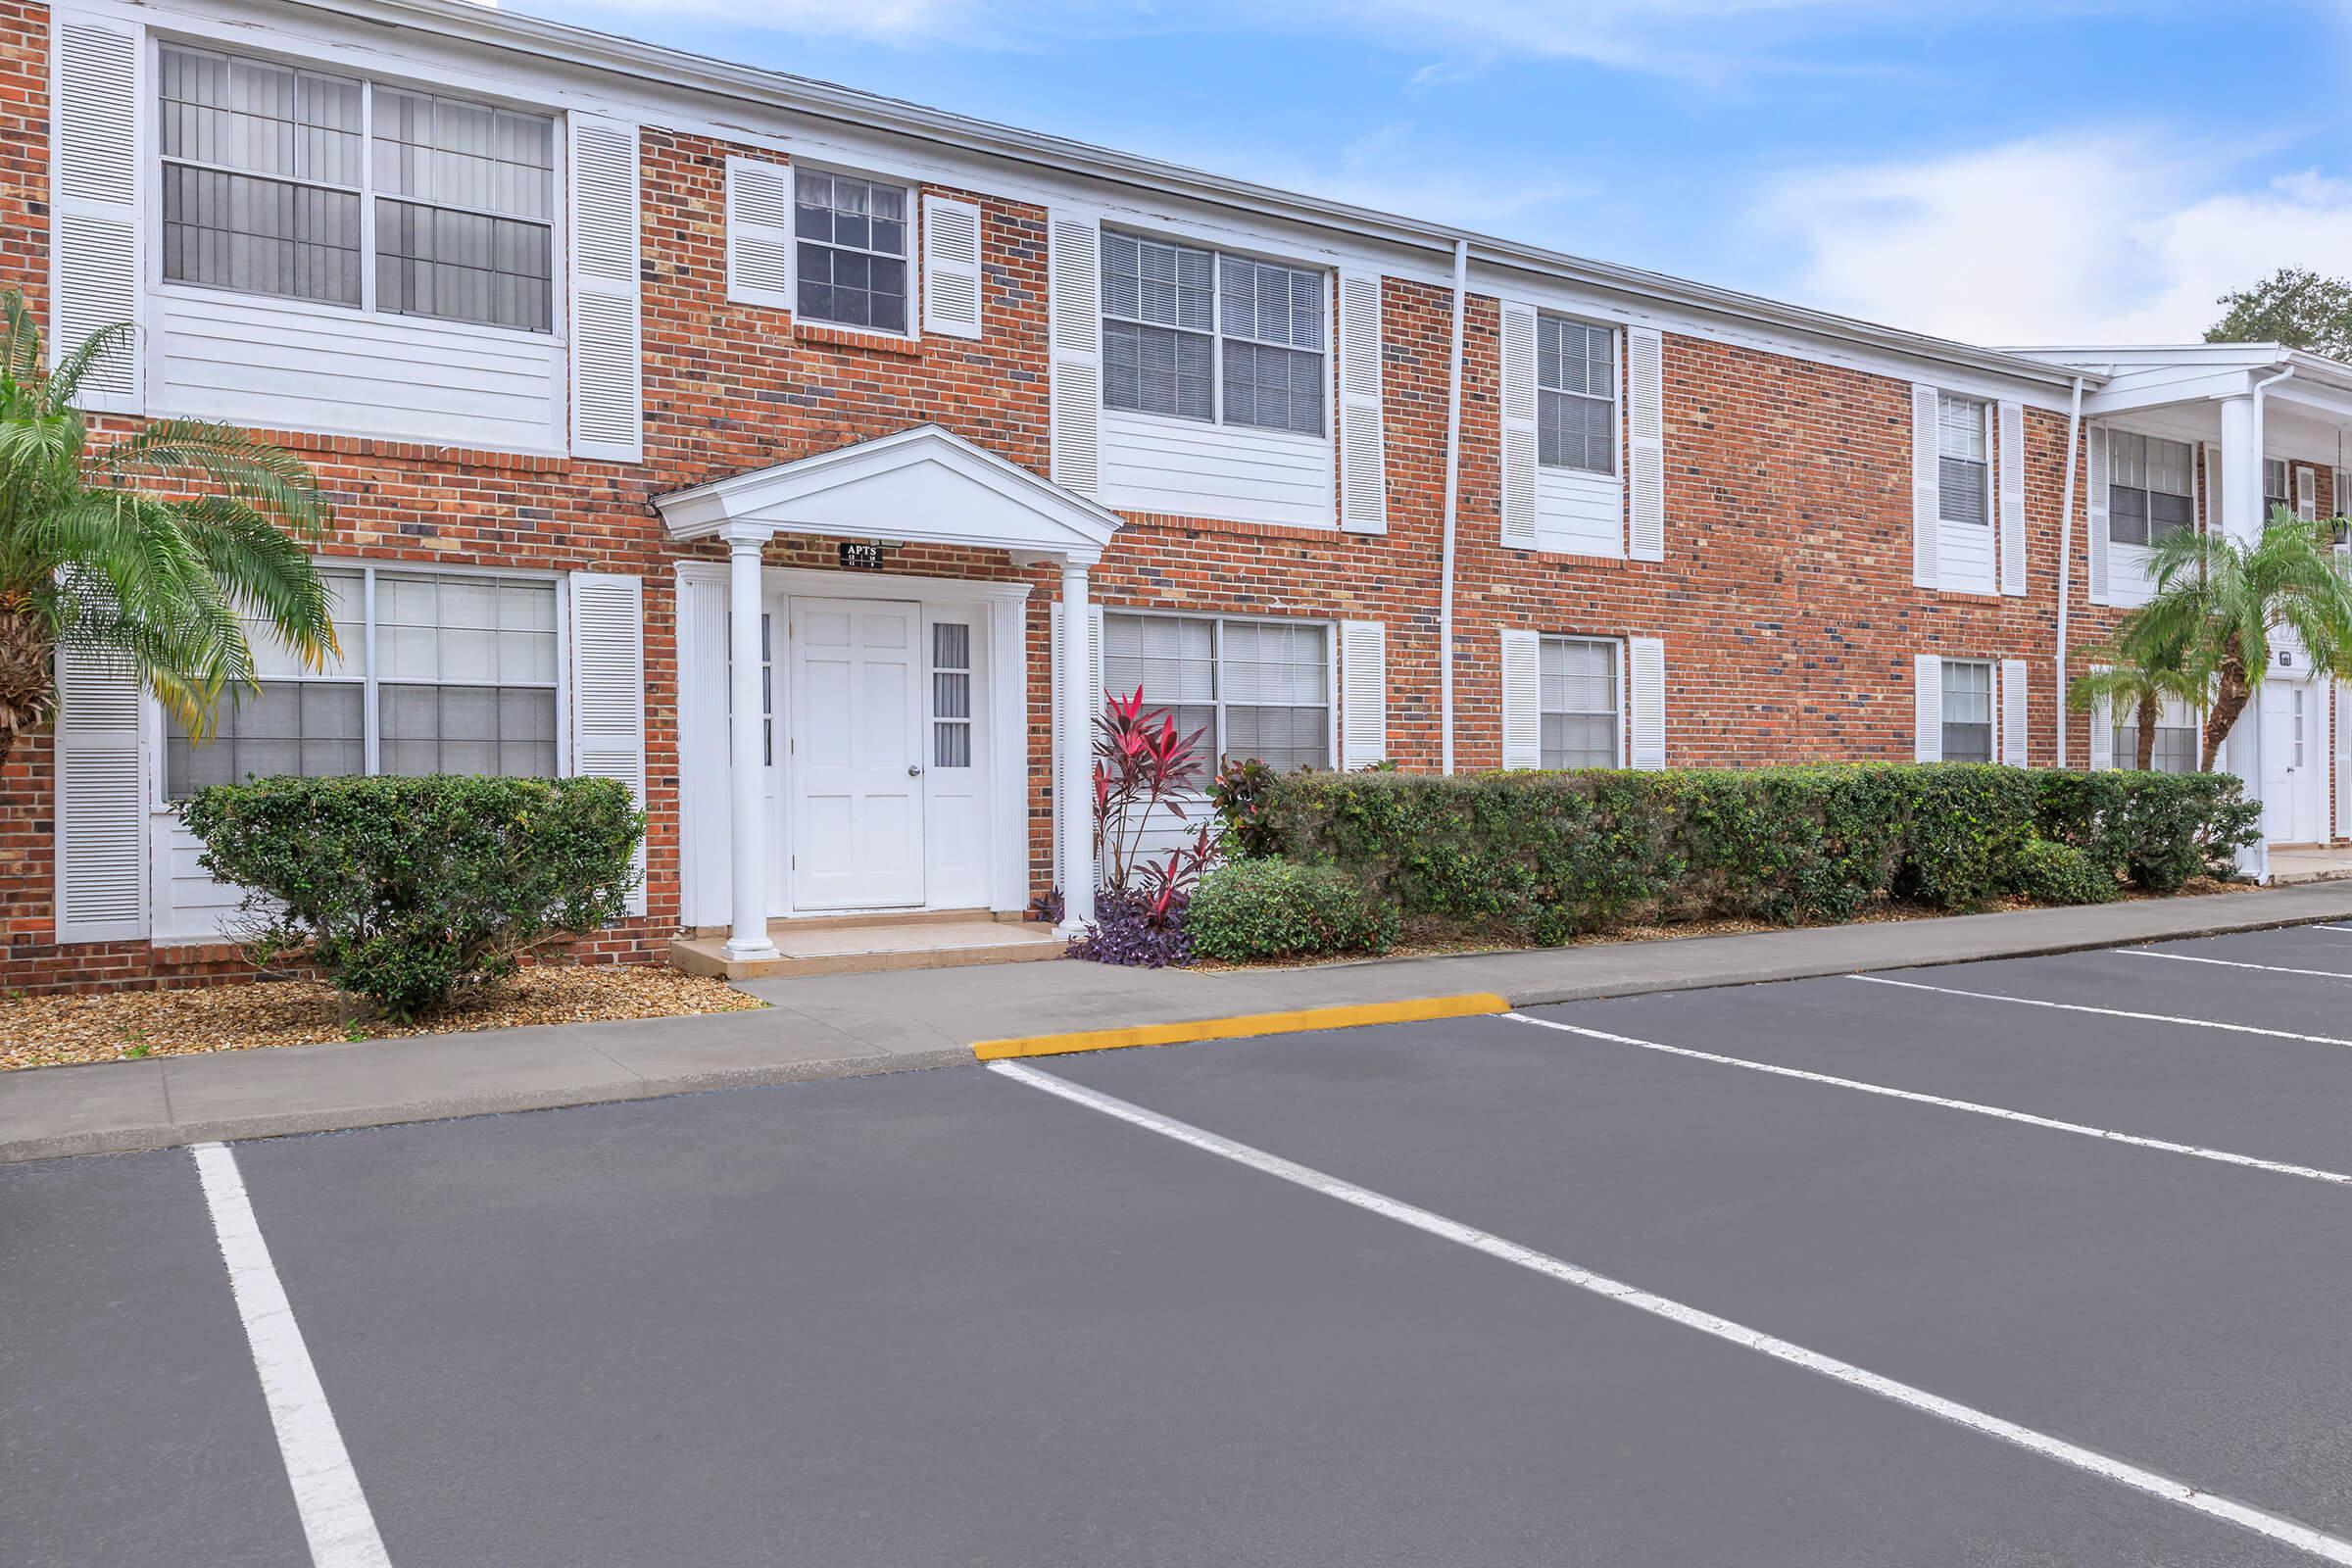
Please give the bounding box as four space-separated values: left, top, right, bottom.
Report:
2264 458 2291 521
1537 318 1616 475
1939 659 1993 763
2108 431 2194 548
1936 394 1989 526
1102 612 1331 772
1101 231 1326 435
1539 636 1620 767
932 622 973 768
158 44 556 332
795 171 910 333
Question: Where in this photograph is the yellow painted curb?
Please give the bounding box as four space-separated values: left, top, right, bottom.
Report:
972 992 1511 1061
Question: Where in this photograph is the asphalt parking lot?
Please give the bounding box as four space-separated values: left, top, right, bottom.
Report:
12 923 2352 1567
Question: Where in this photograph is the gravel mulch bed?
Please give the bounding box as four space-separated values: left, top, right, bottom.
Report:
0 965 763 1072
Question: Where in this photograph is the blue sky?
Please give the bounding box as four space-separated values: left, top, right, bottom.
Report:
523 0 2352 346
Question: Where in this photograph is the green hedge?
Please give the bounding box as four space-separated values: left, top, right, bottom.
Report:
1188 858 1398 961
1215 763 2258 946
182 774 644 1021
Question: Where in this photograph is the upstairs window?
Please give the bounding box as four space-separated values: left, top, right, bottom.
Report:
2108 431 2194 548
795 171 910 334
1936 394 1989 526
1537 318 1617 475
2263 458 2291 521
159 44 556 333
1938 659 1993 763
1101 232 1326 436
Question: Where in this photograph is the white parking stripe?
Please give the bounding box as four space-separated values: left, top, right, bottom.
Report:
1502 1012 2352 1188
193 1144 393 1568
2312 926 2352 934
1850 973 2352 1051
2123 950 2352 981
989 1058 2352 1563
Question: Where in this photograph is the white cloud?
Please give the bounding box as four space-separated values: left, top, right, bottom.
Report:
1749 132 2352 346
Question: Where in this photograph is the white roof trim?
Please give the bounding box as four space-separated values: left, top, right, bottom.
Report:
656 424 1121 562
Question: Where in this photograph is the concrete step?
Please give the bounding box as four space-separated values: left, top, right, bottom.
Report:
669 919 1067 980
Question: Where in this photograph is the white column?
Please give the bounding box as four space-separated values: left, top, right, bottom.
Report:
2218 392 2269 878
1056 558 1096 938
721 525 779 959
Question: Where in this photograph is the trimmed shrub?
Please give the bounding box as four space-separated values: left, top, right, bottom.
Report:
181 774 644 1021
1211 762 2258 947
1188 858 1398 961
2007 837 2118 906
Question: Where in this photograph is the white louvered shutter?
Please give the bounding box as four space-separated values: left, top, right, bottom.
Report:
675 574 731 928
1628 636 1666 769
725 157 794 311
1997 400 2027 597
2203 441 2222 538
1338 271 1388 534
2297 464 2318 521
569 573 648 915
52 16 142 414
2086 426 2111 604
1911 384 1940 589
1627 327 1665 562
54 643 146 942
1048 214 1102 494
1500 629 1541 769
1499 302 1539 549
1914 654 1942 762
2087 663 2113 771
1340 620 1387 768
922 194 985 339
569 117 642 464
2000 659 2029 767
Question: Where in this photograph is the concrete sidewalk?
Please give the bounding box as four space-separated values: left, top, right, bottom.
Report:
9 882 2352 1162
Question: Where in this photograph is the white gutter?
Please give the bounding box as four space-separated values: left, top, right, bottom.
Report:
1439 238 1469 775
2054 375 2085 767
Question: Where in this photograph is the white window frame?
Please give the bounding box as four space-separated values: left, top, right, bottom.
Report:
2263 457 2291 521
147 35 568 343
1534 314 1622 481
2112 693 2202 774
1537 633 1626 768
1937 657 1995 763
154 559 570 806
1936 392 1992 528
1097 226 1333 440
1099 606 1339 771
2106 428 2196 550
791 161 920 340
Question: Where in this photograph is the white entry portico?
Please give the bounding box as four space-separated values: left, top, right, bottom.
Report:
657 425 1119 960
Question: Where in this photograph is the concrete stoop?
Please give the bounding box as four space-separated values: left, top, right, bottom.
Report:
669 910 1066 980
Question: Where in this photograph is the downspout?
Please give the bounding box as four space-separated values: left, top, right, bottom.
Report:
2241 365 2296 882
2055 375 2084 768
1438 237 1469 775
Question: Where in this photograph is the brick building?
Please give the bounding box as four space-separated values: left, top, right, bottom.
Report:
11 0 2352 989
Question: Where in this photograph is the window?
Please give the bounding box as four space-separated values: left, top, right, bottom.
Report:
2108 430 2194 548
1101 231 1325 436
795 170 909 333
164 568 560 799
1537 318 1616 475
1102 612 1330 772
159 44 556 333
2114 699 2198 774
724 612 773 767
1936 394 1989 526
932 622 972 768
2264 458 2291 521
1939 660 1993 762
1539 636 1621 768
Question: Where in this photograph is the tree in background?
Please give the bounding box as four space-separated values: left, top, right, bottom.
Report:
0 288 338 770
2206 268 2352 360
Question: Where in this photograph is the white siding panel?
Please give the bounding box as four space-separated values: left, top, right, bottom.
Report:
2106 541 2156 608
1535 466 1624 558
150 817 242 944
1099 410 1335 528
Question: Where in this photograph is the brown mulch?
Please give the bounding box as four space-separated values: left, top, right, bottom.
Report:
0 964 764 1072
1186 877 2254 973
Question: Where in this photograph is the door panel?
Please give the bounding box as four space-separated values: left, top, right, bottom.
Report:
2262 681 2327 845
790 599 925 909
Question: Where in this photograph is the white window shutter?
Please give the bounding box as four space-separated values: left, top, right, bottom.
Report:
675 573 732 928
2087 663 2113 771
1628 636 1666 769
1048 213 1102 494
2086 426 2112 604
1500 629 1541 769
2000 659 2029 767
1499 302 1539 549
1914 654 1942 762
54 643 146 943
568 572 648 915
724 156 794 311
1338 271 1388 534
1340 619 1387 767
52 17 142 415
921 194 985 339
2297 464 2318 522
1911 383 1940 589
1997 400 2027 597
1627 327 1665 562
569 117 642 464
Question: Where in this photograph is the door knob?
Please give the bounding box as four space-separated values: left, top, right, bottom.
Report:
906 763 922 777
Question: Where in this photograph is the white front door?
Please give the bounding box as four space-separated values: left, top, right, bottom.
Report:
2262 678 2328 844
789 598 926 909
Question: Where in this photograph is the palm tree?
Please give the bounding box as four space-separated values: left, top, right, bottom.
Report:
2132 509 2352 772
0 289 338 771
2070 628 2207 771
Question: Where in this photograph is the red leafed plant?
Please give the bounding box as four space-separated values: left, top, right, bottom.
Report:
1094 687 1218 905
